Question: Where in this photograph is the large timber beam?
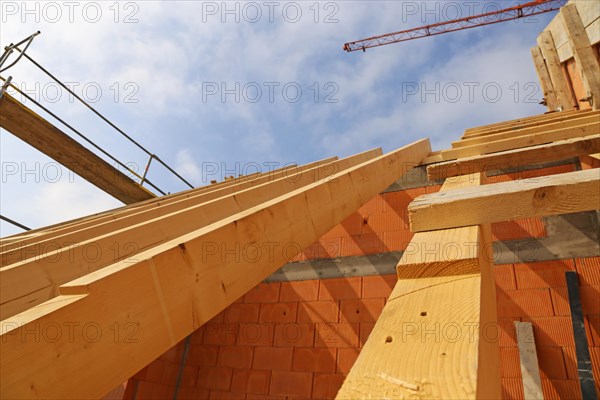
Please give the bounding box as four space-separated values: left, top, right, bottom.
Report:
531 45 559 111
428 135 600 180
409 169 600 232
426 121 599 163
0 93 155 204
0 156 341 265
0 150 380 319
0 158 309 248
454 112 599 148
0 139 431 399
0 162 309 245
537 30 575 110
561 4 600 111
462 109 583 138
337 173 501 399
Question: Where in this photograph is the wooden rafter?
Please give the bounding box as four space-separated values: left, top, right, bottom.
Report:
0 139 431 399
0 149 381 319
0 156 343 265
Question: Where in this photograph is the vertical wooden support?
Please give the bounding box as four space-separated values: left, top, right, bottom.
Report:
538 30 575 110
566 271 598 399
531 46 559 111
515 322 544 400
560 4 600 111
336 174 501 399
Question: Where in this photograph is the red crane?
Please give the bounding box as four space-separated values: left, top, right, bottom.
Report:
343 0 567 52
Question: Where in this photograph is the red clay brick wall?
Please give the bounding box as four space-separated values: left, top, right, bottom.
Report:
124 274 397 399
291 186 441 261
123 161 598 400
496 257 600 399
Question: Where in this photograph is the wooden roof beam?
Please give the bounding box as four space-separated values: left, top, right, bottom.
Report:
427 121 598 163
409 169 600 232
0 156 341 263
0 161 316 247
454 112 599 147
0 93 155 204
429 135 600 180
0 150 380 319
0 139 431 399
560 4 600 111
462 109 583 137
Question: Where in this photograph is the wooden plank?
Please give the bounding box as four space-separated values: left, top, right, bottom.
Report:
0 159 334 251
438 122 598 162
463 110 583 138
0 155 343 264
428 135 600 180
0 150 379 319
454 113 599 148
561 4 600 111
337 174 501 399
514 322 544 400
0 139 431 399
0 163 306 247
0 162 314 247
0 93 155 204
537 30 576 110
463 110 595 139
531 45 559 111
409 169 600 232
546 8 572 62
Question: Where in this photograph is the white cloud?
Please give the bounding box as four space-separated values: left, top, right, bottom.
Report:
0 1 556 235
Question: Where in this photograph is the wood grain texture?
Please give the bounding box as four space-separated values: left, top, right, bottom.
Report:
0 150 379 319
410 169 600 232
531 45 559 111
514 322 543 400
560 4 600 111
428 134 600 180
537 30 576 110
454 112 599 148
438 121 599 161
338 173 501 399
0 155 345 265
0 139 431 399
463 110 583 137
0 93 155 204
0 161 319 248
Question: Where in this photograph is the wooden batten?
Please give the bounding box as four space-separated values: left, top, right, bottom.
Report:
428 135 600 180
409 169 600 232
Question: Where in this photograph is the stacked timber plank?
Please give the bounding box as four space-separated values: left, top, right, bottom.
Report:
337 109 599 399
0 139 432 399
531 1 600 111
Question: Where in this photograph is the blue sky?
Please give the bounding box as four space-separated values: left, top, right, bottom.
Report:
0 1 557 236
